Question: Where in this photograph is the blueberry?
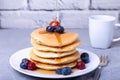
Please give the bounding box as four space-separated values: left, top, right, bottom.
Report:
46 26 55 32
55 26 64 33
56 68 62 74
20 62 28 69
81 53 89 58
22 58 28 63
20 58 30 69
22 58 30 64
61 67 72 75
81 53 90 63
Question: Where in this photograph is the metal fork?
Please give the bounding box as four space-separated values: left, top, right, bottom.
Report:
93 55 109 80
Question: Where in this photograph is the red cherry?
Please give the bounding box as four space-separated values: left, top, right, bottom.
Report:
49 21 60 28
76 61 86 70
49 17 60 28
27 62 36 70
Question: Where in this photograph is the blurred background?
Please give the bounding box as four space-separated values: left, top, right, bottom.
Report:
0 0 120 29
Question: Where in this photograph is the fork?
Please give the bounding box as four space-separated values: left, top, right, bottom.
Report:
93 55 109 80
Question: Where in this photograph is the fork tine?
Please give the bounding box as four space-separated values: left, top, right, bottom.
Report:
104 56 106 63
100 56 103 63
103 55 108 65
105 55 108 64
103 55 106 63
107 56 109 63
101 56 104 64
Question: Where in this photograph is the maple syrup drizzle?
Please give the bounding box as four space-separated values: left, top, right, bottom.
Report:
54 33 63 63
35 69 55 74
54 33 62 47
53 52 61 63
39 27 63 63
35 68 78 75
55 58 61 63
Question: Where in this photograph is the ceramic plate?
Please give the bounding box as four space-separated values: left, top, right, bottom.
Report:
9 47 100 79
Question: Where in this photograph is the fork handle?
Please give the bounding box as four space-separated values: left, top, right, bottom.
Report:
93 66 102 80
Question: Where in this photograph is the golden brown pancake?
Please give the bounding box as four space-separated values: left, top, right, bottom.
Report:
31 39 81 52
29 28 81 71
33 48 77 58
29 50 80 65
31 28 78 47
31 59 77 70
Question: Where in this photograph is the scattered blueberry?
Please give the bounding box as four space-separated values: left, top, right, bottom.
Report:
20 62 28 69
46 26 55 32
55 26 64 33
22 58 30 64
56 67 72 75
61 67 72 75
81 52 89 63
56 68 62 74
81 53 89 57
22 58 27 62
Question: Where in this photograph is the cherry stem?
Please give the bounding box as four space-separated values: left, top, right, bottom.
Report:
54 17 57 21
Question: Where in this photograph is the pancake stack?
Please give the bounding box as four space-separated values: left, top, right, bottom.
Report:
29 28 81 70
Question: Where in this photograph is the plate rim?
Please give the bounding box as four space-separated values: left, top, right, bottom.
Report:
9 47 100 79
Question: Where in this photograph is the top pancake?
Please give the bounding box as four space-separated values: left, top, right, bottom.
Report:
31 28 78 47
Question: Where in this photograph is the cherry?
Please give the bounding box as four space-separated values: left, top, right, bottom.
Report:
49 17 60 28
27 62 36 70
76 61 86 70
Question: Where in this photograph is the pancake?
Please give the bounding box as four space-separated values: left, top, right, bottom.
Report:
31 59 77 70
31 39 81 52
33 48 77 58
29 50 80 65
31 28 78 47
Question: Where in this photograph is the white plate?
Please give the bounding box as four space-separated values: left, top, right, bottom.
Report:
9 47 100 79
